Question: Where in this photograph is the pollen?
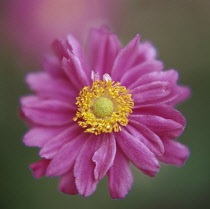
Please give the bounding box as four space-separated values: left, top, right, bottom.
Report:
73 80 134 135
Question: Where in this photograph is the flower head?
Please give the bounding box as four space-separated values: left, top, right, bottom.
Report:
20 27 190 198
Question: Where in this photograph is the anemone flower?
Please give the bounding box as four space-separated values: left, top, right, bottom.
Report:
20 27 190 198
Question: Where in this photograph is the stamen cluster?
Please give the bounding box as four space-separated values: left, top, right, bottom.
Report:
74 80 134 135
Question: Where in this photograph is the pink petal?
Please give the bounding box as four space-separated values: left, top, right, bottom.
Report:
134 42 157 65
92 133 116 180
131 81 169 94
158 139 190 167
20 96 74 126
132 115 183 137
52 36 87 68
126 121 164 156
30 159 50 178
167 85 191 106
132 105 185 140
130 70 190 106
67 34 90 77
131 81 171 106
120 60 164 87
74 135 100 197
46 133 85 177
52 39 69 60
62 51 90 90
108 148 133 199
112 35 140 81
66 35 86 62
59 170 78 195
23 125 67 147
140 169 157 177
116 129 160 172
39 123 81 159
43 55 67 79
87 27 121 77
129 69 178 90
66 35 89 77
26 72 77 102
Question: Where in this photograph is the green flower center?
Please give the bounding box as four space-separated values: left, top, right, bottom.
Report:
93 97 114 118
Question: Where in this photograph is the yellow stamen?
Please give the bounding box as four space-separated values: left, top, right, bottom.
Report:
73 80 134 135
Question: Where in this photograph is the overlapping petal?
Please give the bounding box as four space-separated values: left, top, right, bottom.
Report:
43 55 67 79
129 69 191 106
46 133 86 177
116 129 160 173
23 126 68 147
62 51 90 90
74 136 100 197
131 105 185 140
108 148 133 199
26 72 77 102
120 60 164 88
52 39 70 60
126 121 164 156
129 69 178 90
20 96 74 126
87 27 121 77
166 85 191 106
92 133 116 180
59 170 78 195
130 81 171 106
39 123 81 159
30 159 50 178
135 42 157 64
66 35 90 77
111 35 140 81
65 35 87 67
157 139 190 167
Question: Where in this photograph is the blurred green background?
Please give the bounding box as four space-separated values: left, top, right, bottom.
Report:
1 0 210 208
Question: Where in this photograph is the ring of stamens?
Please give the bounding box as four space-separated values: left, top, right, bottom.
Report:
73 80 134 135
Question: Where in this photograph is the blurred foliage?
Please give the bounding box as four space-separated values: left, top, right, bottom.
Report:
1 0 210 209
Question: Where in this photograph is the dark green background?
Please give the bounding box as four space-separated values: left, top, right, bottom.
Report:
1 0 209 208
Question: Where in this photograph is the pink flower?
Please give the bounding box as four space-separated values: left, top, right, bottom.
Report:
5 0 118 63
20 27 190 198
